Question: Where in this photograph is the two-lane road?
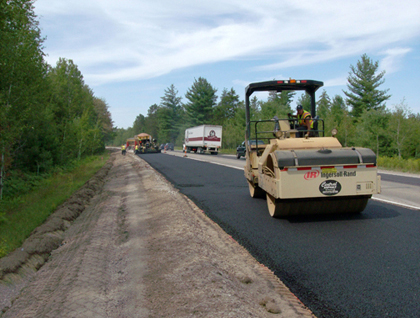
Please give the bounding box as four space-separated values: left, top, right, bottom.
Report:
139 151 420 318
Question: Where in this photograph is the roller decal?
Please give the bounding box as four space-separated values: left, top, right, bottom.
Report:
319 180 342 196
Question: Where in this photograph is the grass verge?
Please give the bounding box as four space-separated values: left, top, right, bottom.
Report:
378 156 420 173
0 152 110 258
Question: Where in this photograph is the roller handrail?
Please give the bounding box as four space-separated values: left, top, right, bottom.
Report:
248 118 325 154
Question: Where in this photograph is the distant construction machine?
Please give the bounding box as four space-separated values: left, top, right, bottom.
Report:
134 133 161 154
126 138 135 150
243 79 381 217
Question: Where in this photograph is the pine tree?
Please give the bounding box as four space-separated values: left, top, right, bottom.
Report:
160 84 182 143
344 54 391 118
250 96 260 115
316 90 331 120
214 88 240 124
330 95 347 126
144 104 159 139
184 77 217 126
260 91 295 120
156 107 172 143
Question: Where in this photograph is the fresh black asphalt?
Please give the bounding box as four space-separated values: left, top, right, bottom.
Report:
138 153 420 318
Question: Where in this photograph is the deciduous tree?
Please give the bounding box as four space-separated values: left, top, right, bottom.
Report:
389 100 415 159
0 0 48 197
357 108 391 156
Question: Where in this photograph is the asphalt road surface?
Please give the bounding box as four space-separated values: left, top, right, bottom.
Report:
138 151 420 318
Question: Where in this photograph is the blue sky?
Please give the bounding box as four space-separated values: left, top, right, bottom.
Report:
34 0 420 129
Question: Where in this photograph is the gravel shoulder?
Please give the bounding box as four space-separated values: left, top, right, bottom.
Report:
0 149 315 317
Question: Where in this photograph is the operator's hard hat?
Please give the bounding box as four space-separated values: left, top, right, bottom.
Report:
296 105 303 111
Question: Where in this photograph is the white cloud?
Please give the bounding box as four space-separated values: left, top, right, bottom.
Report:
379 48 412 74
324 77 347 88
34 0 420 86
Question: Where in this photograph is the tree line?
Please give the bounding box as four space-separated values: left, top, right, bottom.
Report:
112 54 420 160
1 0 113 199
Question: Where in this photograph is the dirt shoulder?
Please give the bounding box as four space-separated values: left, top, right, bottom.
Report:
0 149 315 317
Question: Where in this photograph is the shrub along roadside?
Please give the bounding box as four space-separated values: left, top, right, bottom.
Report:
0 152 110 259
378 156 420 173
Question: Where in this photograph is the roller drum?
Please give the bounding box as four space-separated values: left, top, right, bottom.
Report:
267 194 371 218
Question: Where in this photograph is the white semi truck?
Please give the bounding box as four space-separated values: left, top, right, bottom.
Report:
184 125 222 155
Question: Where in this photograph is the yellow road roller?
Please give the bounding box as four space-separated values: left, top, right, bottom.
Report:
244 80 381 217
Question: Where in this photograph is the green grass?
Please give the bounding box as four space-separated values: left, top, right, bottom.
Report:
0 152 110 258
217 148 236 155
378 156 420 173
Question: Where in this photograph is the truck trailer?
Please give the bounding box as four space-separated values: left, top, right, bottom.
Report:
184 125 222 155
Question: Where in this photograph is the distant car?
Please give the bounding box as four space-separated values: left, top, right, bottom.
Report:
236 140 265 159
165 143 174 151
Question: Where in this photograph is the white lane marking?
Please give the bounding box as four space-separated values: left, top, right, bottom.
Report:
371 197 420 210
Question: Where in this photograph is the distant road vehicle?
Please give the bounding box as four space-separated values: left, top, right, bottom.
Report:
185 125 222 155
236 140 265 159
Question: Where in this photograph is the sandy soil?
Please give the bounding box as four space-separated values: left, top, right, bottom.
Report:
0 149 315 317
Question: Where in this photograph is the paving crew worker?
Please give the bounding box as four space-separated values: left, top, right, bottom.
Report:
134 144 139 154
288 105 313 137
121 144 126 155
